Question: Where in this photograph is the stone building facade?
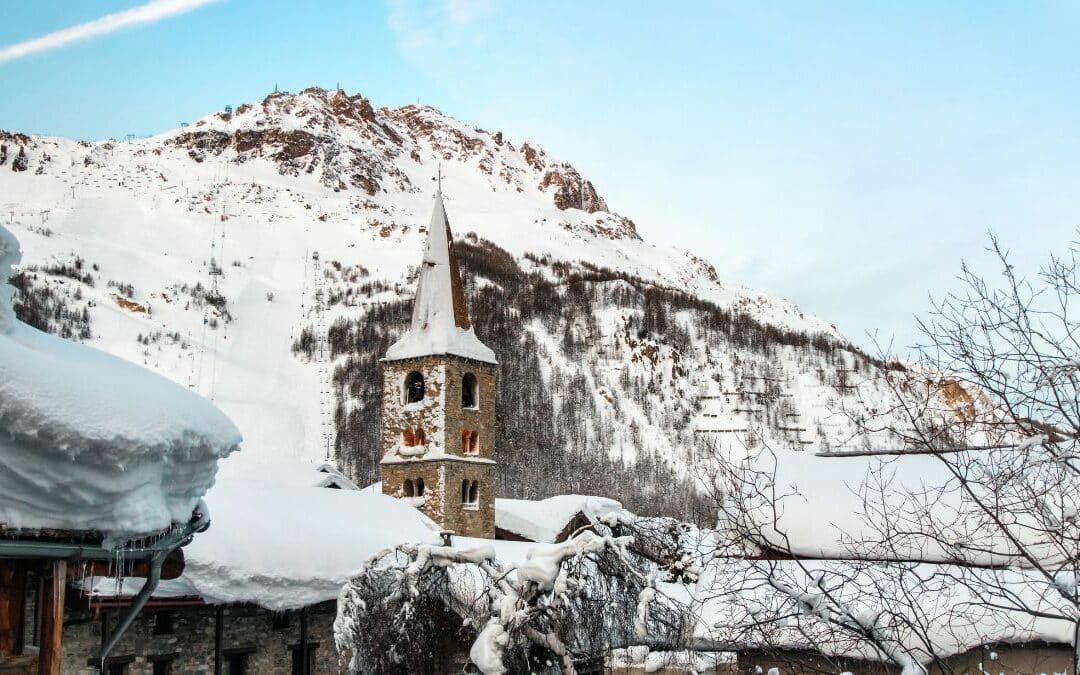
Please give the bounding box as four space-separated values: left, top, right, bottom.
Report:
60 600 338 675
379 186 498 539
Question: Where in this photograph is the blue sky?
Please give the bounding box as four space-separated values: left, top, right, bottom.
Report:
2 1 1078 352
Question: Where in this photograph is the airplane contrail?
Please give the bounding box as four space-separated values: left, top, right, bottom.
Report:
0 0 221 64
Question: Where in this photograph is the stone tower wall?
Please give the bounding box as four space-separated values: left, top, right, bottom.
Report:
380 354 497 538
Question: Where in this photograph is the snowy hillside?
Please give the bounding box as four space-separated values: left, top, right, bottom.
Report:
0 87 981 519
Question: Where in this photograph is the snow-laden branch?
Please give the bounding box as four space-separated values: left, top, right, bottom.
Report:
335 530 660 674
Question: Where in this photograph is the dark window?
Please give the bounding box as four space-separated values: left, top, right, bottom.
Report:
403 479 415 497
150 656 175 675
404 371 425 403
105 656 135 675
290 642 319 675
415 478 425 496
462 480 479 507
271 612 290 630
225 652 247 675
461 373 478 408
152 611 174 636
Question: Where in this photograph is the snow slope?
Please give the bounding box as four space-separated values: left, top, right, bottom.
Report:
0 89 982 510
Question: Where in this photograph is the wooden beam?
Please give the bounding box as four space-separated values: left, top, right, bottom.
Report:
0 560 27 655
38 560 65 675
214 605 223 675
299 607 309 675
81 549 185 581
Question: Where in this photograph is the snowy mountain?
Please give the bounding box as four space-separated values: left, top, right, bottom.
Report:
0 87 980 519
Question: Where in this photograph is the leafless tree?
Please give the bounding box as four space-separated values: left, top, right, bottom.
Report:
837 232 1080 672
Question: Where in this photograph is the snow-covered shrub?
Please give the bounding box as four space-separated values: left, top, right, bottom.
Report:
334 531 680 674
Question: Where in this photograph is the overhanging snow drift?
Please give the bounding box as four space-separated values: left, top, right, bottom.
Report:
0 223 241 539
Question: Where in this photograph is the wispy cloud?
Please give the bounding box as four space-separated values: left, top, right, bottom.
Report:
0 0 221 64
385 0 496 58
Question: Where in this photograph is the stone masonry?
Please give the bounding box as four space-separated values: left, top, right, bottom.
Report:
380 354 497 538
61 601 340 674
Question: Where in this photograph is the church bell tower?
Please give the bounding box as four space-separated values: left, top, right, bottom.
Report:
379 185 497 538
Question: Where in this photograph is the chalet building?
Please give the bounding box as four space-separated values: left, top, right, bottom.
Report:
379 185 498 539
55 464 404 675
0 514 204 675
0 222 240 675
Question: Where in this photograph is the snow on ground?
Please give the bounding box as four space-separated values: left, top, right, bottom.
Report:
0 224 240 538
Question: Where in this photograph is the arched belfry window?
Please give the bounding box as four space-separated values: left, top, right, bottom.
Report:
461 429 479 455
404 371 425 404
403 479 415 497
461 479 479 508
462 373 478 409
403 427 426 447
416 478 426 496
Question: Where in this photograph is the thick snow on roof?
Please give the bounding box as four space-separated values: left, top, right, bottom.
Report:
223 460 359 490
178 474 442 610
495 494 625 543
0 225 240 538
735 448 1074 566
384 189 496 364
690 557 1074 665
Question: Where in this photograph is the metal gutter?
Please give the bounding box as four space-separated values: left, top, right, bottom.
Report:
0 499 211 562
91 499 211 670
0 500 211 671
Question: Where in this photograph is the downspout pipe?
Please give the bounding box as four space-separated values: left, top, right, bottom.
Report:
90 549 164 670
79 500 212 671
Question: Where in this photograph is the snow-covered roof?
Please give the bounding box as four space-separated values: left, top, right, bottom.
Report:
0 225 241 539
495 494 625 543
160 474 441 610
733 448 1074 566
689 557 1075 666
383 189 496 364
223 460 359 490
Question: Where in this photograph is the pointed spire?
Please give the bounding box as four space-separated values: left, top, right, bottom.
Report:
383 186 497 364
417 184 470 330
